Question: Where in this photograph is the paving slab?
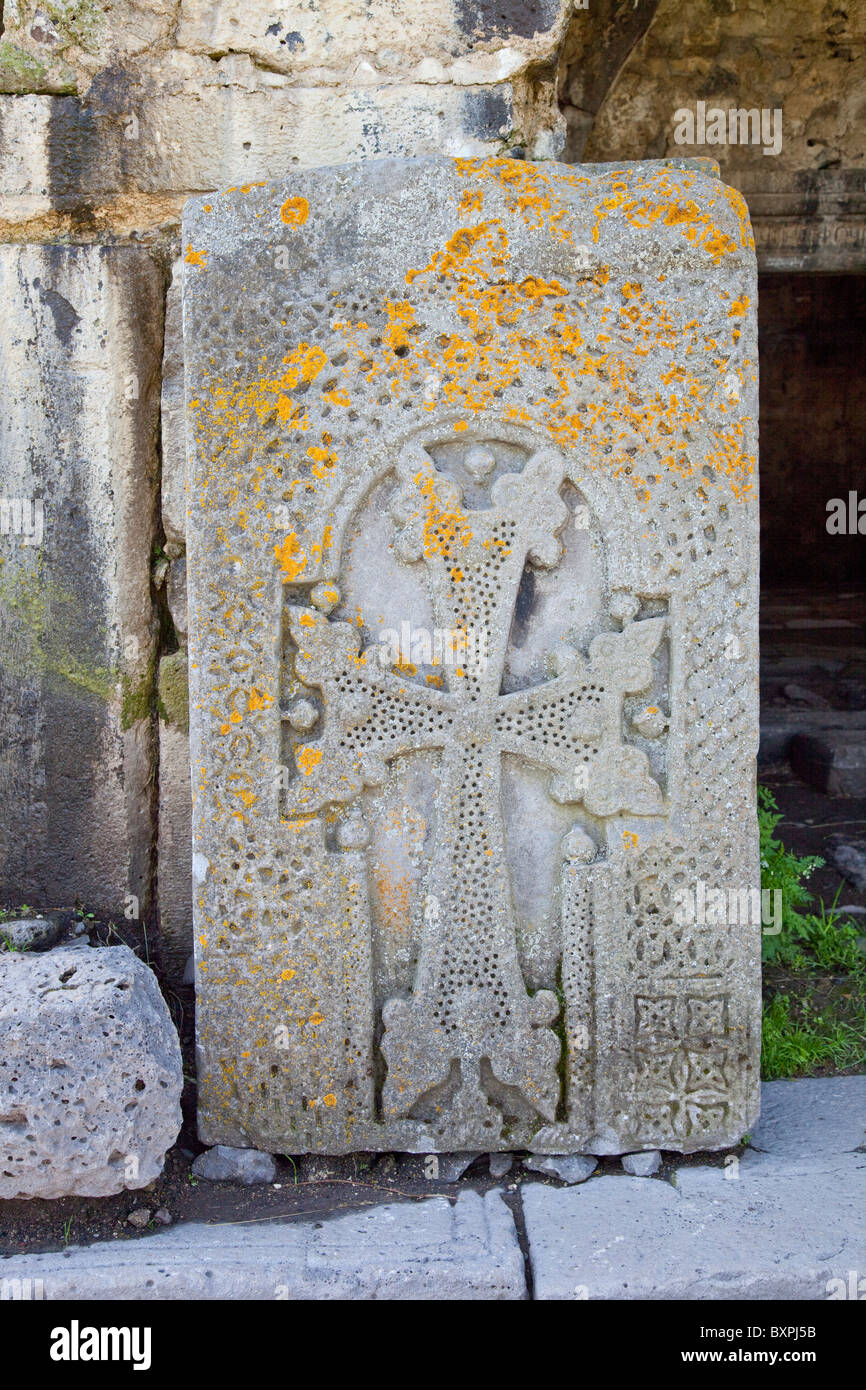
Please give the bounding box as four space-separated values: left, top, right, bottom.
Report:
750 1076 866 1157
0 1191 525 1301
523 1149 866 1300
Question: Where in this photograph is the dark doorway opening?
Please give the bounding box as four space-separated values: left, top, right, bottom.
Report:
758 271 866 928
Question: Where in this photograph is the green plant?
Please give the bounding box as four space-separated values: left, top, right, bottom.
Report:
62 1217 73 1246
793 894 866 978
758 786 823 963
762 993 866 1079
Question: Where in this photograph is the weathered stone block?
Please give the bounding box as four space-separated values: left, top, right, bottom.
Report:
183 156 760 1155
157 711 193 987
0 245 162 915
790 730 866 798
0 944 182 1198
0 1189 525 1298
160 258 187 559
0 78 520 214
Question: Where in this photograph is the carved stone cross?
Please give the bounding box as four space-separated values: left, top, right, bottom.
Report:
285 433 665 1136
184 157 761 1157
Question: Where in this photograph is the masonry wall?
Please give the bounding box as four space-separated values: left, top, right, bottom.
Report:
1 0 864 981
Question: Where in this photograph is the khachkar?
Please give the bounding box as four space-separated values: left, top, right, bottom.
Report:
183 156 760 1155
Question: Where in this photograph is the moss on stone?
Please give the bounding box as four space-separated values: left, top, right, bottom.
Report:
0 569 115 701
0 38 76 94
121 653 157 732
0 39 48 88
44 0 104 54
157 649 189 734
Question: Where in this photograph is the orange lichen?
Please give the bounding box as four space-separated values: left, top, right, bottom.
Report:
280 196 310 226
296 747 323 775
275 532 307 580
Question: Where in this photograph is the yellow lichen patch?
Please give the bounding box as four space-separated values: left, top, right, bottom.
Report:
591 171 738 264
306 441 338 476
518 276 567 300
704 424 756 500
384 299 416 352
406 219 508 286
281 969 296 981
296 746 323 775
323 1093 337 1107
275 532 307 580
247 687 272 713
418 475 473 559
185 245 207 267
728 295 750 317
452 157 574 244
283 342 328 387
458 184 484 213
310 525 333 564
280 196 310 226
308 1011 325 1026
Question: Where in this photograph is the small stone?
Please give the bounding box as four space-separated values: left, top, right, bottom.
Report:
828 837 866 895
0 917 61 952
489 1153 513 1179
183 954 195 985
127 1208 151 1228
784 683 830 708
523 1154 597 1185
374 1153 397 1179
438 1152 481 1183
191 1145 277 1185
153 1208 172 1226
622 1150 662 1176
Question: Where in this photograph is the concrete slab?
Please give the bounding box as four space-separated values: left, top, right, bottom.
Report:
750 1076 866 1157
523 1149 866 1300
0 1190 525 1301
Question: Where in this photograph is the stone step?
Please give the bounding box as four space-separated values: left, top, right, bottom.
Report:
758 708 866 762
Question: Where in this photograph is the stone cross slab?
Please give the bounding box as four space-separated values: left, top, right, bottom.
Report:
183 156 761 1156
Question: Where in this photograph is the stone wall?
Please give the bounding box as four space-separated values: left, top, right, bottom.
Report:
1 0 863 980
